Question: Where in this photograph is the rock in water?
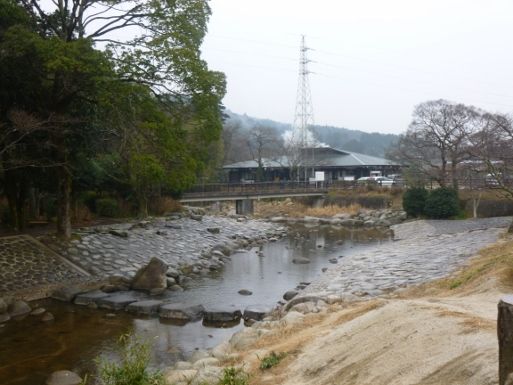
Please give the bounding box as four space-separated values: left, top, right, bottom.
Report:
283 290 299 301
51 286 83 302
41 312 55 322
243 305 271 321
46 370 82 385
159 303 205 321
238 289 253 296
8 300 31 317
131 257 168 292
203 309 242 323
292 257 310 264
31 307 46 316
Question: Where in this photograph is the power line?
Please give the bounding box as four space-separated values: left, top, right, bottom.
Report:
206 33 513 101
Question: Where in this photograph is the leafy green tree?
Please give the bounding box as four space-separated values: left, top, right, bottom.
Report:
0 0 225 236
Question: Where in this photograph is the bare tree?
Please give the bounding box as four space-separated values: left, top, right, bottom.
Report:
392 100 479 188
246 125 281 181
470 113 513 195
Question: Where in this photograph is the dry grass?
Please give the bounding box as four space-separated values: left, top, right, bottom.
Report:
303 204 361 217
332 300 384 325
243 301 388 385
254 200 361 218
438 235 513 292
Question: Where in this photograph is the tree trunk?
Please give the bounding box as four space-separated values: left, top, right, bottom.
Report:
473 192 482 219
451 160 458 190
498 297 513 384
137 190 148 218
440 160 447 187
4 170 28 231
56 167 72 238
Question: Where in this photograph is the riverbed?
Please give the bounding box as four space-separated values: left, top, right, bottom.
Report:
0 225 389 385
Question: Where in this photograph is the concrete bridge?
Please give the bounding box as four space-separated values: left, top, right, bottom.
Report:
180 181 332 214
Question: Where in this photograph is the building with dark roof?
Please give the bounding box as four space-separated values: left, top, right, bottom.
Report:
223 147 401 182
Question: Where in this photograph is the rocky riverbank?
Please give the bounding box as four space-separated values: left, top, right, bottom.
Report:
161 216 512 385
268 207 407 228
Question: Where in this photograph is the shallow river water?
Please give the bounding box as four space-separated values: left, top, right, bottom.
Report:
0 225 390 385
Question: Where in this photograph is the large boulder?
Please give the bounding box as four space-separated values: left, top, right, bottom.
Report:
131 257 168 292
45 370 82 385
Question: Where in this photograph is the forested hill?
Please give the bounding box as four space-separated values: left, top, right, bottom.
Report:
224 111 399 160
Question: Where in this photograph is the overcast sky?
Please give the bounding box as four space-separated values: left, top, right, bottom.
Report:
200 0 513 134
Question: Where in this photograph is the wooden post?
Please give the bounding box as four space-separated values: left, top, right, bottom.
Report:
498 296 513 385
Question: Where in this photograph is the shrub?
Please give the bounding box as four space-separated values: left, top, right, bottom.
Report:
424 187 459 219
80 191 99 213
96 198 120 218
96 334 164 385
260 351 287 370
217 367 249 385
402 187 428 217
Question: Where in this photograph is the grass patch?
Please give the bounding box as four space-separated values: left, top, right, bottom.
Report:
86 334 164 385
259 351 287 370
217 367 249 385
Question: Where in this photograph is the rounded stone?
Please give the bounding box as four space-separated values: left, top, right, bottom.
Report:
283 290 299 301
31 307 46 316
42 312 55 322
45 370 82 385
238 289 253 296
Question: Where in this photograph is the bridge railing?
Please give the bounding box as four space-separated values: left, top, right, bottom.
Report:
182 181 330 199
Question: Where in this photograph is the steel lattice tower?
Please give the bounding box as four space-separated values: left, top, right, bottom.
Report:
293 35 315 147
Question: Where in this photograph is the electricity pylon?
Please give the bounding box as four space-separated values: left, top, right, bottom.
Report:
292 35 315 181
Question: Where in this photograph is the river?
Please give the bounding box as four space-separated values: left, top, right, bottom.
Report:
0 225 390 385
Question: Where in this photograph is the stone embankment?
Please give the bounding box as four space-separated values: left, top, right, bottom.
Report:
0 208 286 326
292 216 512 303
45 208 283 281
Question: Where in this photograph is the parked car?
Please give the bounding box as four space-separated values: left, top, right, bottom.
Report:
374 176 396 187
485 173 501 188
357 176 396 187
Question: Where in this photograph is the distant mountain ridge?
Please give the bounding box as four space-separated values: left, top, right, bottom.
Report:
225 111 398 158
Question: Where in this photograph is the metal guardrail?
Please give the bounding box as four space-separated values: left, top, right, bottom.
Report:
181 177 511 200
181 181 331 199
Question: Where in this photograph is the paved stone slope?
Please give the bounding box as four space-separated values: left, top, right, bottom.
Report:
302 217 512 300
45 216 280 278
0 235 87 295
